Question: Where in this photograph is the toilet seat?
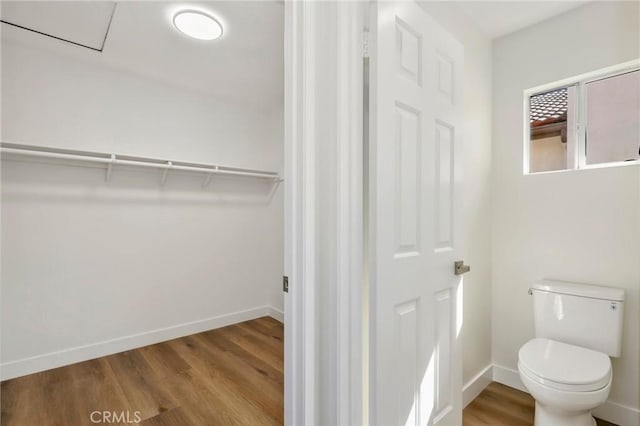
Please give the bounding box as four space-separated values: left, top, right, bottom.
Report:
518 338 611 392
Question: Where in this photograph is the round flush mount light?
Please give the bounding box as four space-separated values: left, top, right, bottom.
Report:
173 10 223 41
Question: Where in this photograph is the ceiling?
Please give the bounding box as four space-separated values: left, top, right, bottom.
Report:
455 1 592 39
1 1 284 111
1 1 591 109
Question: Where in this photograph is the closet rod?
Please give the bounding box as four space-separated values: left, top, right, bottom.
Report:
0 143 280 180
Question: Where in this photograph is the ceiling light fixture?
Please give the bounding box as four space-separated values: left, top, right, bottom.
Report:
173 10 223 41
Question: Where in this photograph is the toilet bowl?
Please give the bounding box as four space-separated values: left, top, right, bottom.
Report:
518 338 612 426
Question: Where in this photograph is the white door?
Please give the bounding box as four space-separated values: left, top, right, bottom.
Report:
369 1 464 425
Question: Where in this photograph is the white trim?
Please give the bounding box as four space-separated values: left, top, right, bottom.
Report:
523 159 640 176
581 159 640 171
284 1 301 424
336 3 365 426
0 305 275 381
577 80 587 169
284 3 366 424
593 400 640 426
492 363 527 392
462 364 493 408
492 364 640 426
524 59 640 97
522 90 531 174
266 306 284 323
301 3 317 425
284 2 316 424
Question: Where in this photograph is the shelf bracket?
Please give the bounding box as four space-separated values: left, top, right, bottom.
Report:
161 161 172 186
202 166 218 188
105 154 116 183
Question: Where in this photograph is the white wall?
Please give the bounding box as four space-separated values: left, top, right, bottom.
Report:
418 1 494 387
492 0 640 418
1 41 281 170
1 39 283 379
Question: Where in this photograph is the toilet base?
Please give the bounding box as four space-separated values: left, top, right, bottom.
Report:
534 402 597 426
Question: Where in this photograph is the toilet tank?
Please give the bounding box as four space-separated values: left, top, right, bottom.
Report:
531 280 625 357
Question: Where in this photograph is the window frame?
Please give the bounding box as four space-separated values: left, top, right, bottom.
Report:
523 59 640 175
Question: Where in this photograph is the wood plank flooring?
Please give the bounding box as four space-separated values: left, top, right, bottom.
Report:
1 316 283 426
463 382 617 426
4 326 619 426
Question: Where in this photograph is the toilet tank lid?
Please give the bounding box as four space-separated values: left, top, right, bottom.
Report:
532 280 624 302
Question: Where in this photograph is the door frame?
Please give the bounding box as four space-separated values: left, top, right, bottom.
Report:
283 2 314 424
284 2 366 425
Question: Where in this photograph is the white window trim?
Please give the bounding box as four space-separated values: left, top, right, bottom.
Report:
523 58 640 175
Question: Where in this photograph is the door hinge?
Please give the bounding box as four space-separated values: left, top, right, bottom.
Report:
363 30 369 58
283 276 289 293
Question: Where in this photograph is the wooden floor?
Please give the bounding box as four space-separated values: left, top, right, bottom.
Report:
1 316 283 426
463 382 617 426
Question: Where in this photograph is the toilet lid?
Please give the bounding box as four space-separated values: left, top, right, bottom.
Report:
519 338 611 392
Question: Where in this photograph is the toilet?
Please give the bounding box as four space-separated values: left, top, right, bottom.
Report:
518 280 624 426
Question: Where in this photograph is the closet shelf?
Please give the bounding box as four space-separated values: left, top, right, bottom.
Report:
0 142 281 185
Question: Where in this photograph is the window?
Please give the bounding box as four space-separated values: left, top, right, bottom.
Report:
525 61 640 174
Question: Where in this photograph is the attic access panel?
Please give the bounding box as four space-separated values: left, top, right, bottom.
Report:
1 1 116 52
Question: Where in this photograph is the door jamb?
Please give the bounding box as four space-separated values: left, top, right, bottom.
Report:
284 2 366 425
336 3 365 425
284 2 315 425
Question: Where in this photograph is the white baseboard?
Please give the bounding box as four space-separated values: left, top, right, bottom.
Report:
1 305 281 381
492 364 640 426
593 400 640 426
266 306 284 323
492 364 527 392
463 364 493 408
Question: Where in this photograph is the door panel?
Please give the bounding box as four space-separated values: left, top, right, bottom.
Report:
395 102 421 256
370 1 463 425
435 121 454 251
